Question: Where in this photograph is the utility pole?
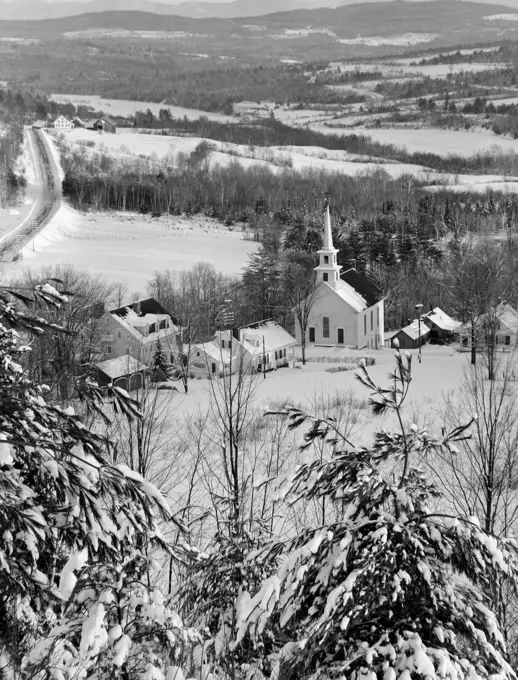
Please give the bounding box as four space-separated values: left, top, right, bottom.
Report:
262 335 266 380
415 303 423 363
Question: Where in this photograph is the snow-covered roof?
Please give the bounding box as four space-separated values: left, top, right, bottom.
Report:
496 303 518 332
96 355 147 379
397 320 430 341
240 320 296 353
331 280 370 313
193 341 232 364
424 307 461 332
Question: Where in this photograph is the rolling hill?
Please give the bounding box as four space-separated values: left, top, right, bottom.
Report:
1 0 516 21
0 0 514 40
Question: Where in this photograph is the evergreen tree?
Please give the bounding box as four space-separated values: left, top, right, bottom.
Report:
238 352 518 680
151 337 170 382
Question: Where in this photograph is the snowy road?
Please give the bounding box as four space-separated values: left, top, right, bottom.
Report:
0 128 61 262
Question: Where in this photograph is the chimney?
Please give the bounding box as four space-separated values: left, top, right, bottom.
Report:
134 300 142 316
232 327 240 341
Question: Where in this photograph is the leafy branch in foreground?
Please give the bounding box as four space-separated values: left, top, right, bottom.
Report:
238 350 517 680
0 282 198 679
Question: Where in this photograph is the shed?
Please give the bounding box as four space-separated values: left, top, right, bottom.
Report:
96 355 147 392
391 320 430 350
423 307 461 343
32 120 48 130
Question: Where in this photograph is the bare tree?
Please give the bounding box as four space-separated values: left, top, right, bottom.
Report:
447 242 508 371
285 253 321 365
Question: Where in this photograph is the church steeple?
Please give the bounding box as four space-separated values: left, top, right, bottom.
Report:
314 206 341 288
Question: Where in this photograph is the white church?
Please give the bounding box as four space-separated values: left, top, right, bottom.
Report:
294 208 385 349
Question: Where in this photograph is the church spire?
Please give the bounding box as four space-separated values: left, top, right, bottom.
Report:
314 205 341 288
323 205 333 250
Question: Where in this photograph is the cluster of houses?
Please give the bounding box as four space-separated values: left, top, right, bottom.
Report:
32 114 117 133
89 209 518 391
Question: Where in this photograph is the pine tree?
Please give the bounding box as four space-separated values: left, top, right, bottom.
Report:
151 337 170 382
0 283 194 678
238 352 518 680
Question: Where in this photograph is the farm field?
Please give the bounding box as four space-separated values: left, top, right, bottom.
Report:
313 124 518 157
59 128 518 191
50 94 238 122
7 206 258 294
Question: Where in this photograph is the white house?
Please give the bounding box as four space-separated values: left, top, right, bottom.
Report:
190 320 297 378
295 208 385 349
423 307 461 344
459 303 518 349
96 298 180 367
52 115 73 130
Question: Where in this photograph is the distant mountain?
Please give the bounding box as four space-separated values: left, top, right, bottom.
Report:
0 0 460 21
0 0 515 37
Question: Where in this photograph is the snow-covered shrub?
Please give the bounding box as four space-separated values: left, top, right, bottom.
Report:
0 284 198 679
237 351 518 680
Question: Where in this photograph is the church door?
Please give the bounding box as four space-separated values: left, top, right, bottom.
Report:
338 329 344 344
309 327 315 343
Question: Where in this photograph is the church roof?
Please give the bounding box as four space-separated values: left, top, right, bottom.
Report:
330 280 370 313
340 269 383 307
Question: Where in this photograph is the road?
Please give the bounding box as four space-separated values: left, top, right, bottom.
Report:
0 127 62 262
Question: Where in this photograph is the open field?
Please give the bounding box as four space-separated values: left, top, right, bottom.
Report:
7 206 258 294
59 127 518 195
158 343 471 445
313 124 518 157
50 94 238 122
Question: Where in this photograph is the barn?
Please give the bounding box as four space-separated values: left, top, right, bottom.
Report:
391 320 430 350
96 355 147 392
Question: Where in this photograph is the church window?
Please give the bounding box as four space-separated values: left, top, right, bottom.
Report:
377 307 379 327
364 315 367 335
370 311 373 331
323 273 328 282
324 255 329 264
323 317 330 338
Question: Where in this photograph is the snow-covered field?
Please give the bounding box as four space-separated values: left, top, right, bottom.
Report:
8 208 258 294
327 61 507 78
167 344 471 444
314 125 518 157
50 94 237 122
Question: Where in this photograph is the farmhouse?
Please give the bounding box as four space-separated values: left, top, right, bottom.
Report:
391 320 430 350
96 298 180 366
52 115 74 130
423 306 461 343
295 208 385 349
95 355 148 392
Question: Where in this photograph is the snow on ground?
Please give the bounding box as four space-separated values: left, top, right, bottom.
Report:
8 209 258 294
165 344 472 446
312 125 518 157
327 61 507 78
337 33 439 47
50 94 237 123
61 128 518 192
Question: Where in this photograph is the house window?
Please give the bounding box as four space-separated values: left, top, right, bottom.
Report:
117 330 122 338
364 315 367 335
107 346 113 355
377 307 379 327
125 347 130 355
323 317 330 338
221 340 225 348
275 351 278 360
506 336 511 345
324 255 329 264
370 310 373 332
149 323 156 334
197 351 200 357
323 273 328 282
